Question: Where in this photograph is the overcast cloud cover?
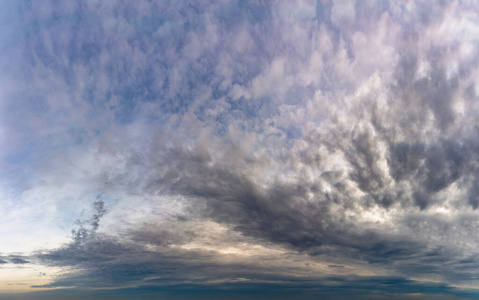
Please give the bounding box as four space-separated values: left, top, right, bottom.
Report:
2 0 479 299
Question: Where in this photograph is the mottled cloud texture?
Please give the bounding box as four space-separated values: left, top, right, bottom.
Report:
2 0 479 299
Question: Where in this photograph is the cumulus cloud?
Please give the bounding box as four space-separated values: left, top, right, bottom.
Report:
2 0 479 299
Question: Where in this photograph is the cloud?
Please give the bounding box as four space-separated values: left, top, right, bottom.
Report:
9 257 30 265
3 0 479 299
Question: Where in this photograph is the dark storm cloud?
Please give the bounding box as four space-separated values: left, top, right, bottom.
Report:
33 227 479 300
35 132 479 294
37 228 281 289
140 137 475 275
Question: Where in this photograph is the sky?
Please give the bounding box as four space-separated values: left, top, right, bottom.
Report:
2 0 479 299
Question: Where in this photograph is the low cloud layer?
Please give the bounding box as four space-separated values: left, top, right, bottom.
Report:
3 0 479 299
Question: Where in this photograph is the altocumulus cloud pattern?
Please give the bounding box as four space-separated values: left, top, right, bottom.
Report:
1 1 479 299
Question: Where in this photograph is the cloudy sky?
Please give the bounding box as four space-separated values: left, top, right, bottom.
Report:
2 0 479 299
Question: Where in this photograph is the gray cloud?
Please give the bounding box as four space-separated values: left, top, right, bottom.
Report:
9 257 30 264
